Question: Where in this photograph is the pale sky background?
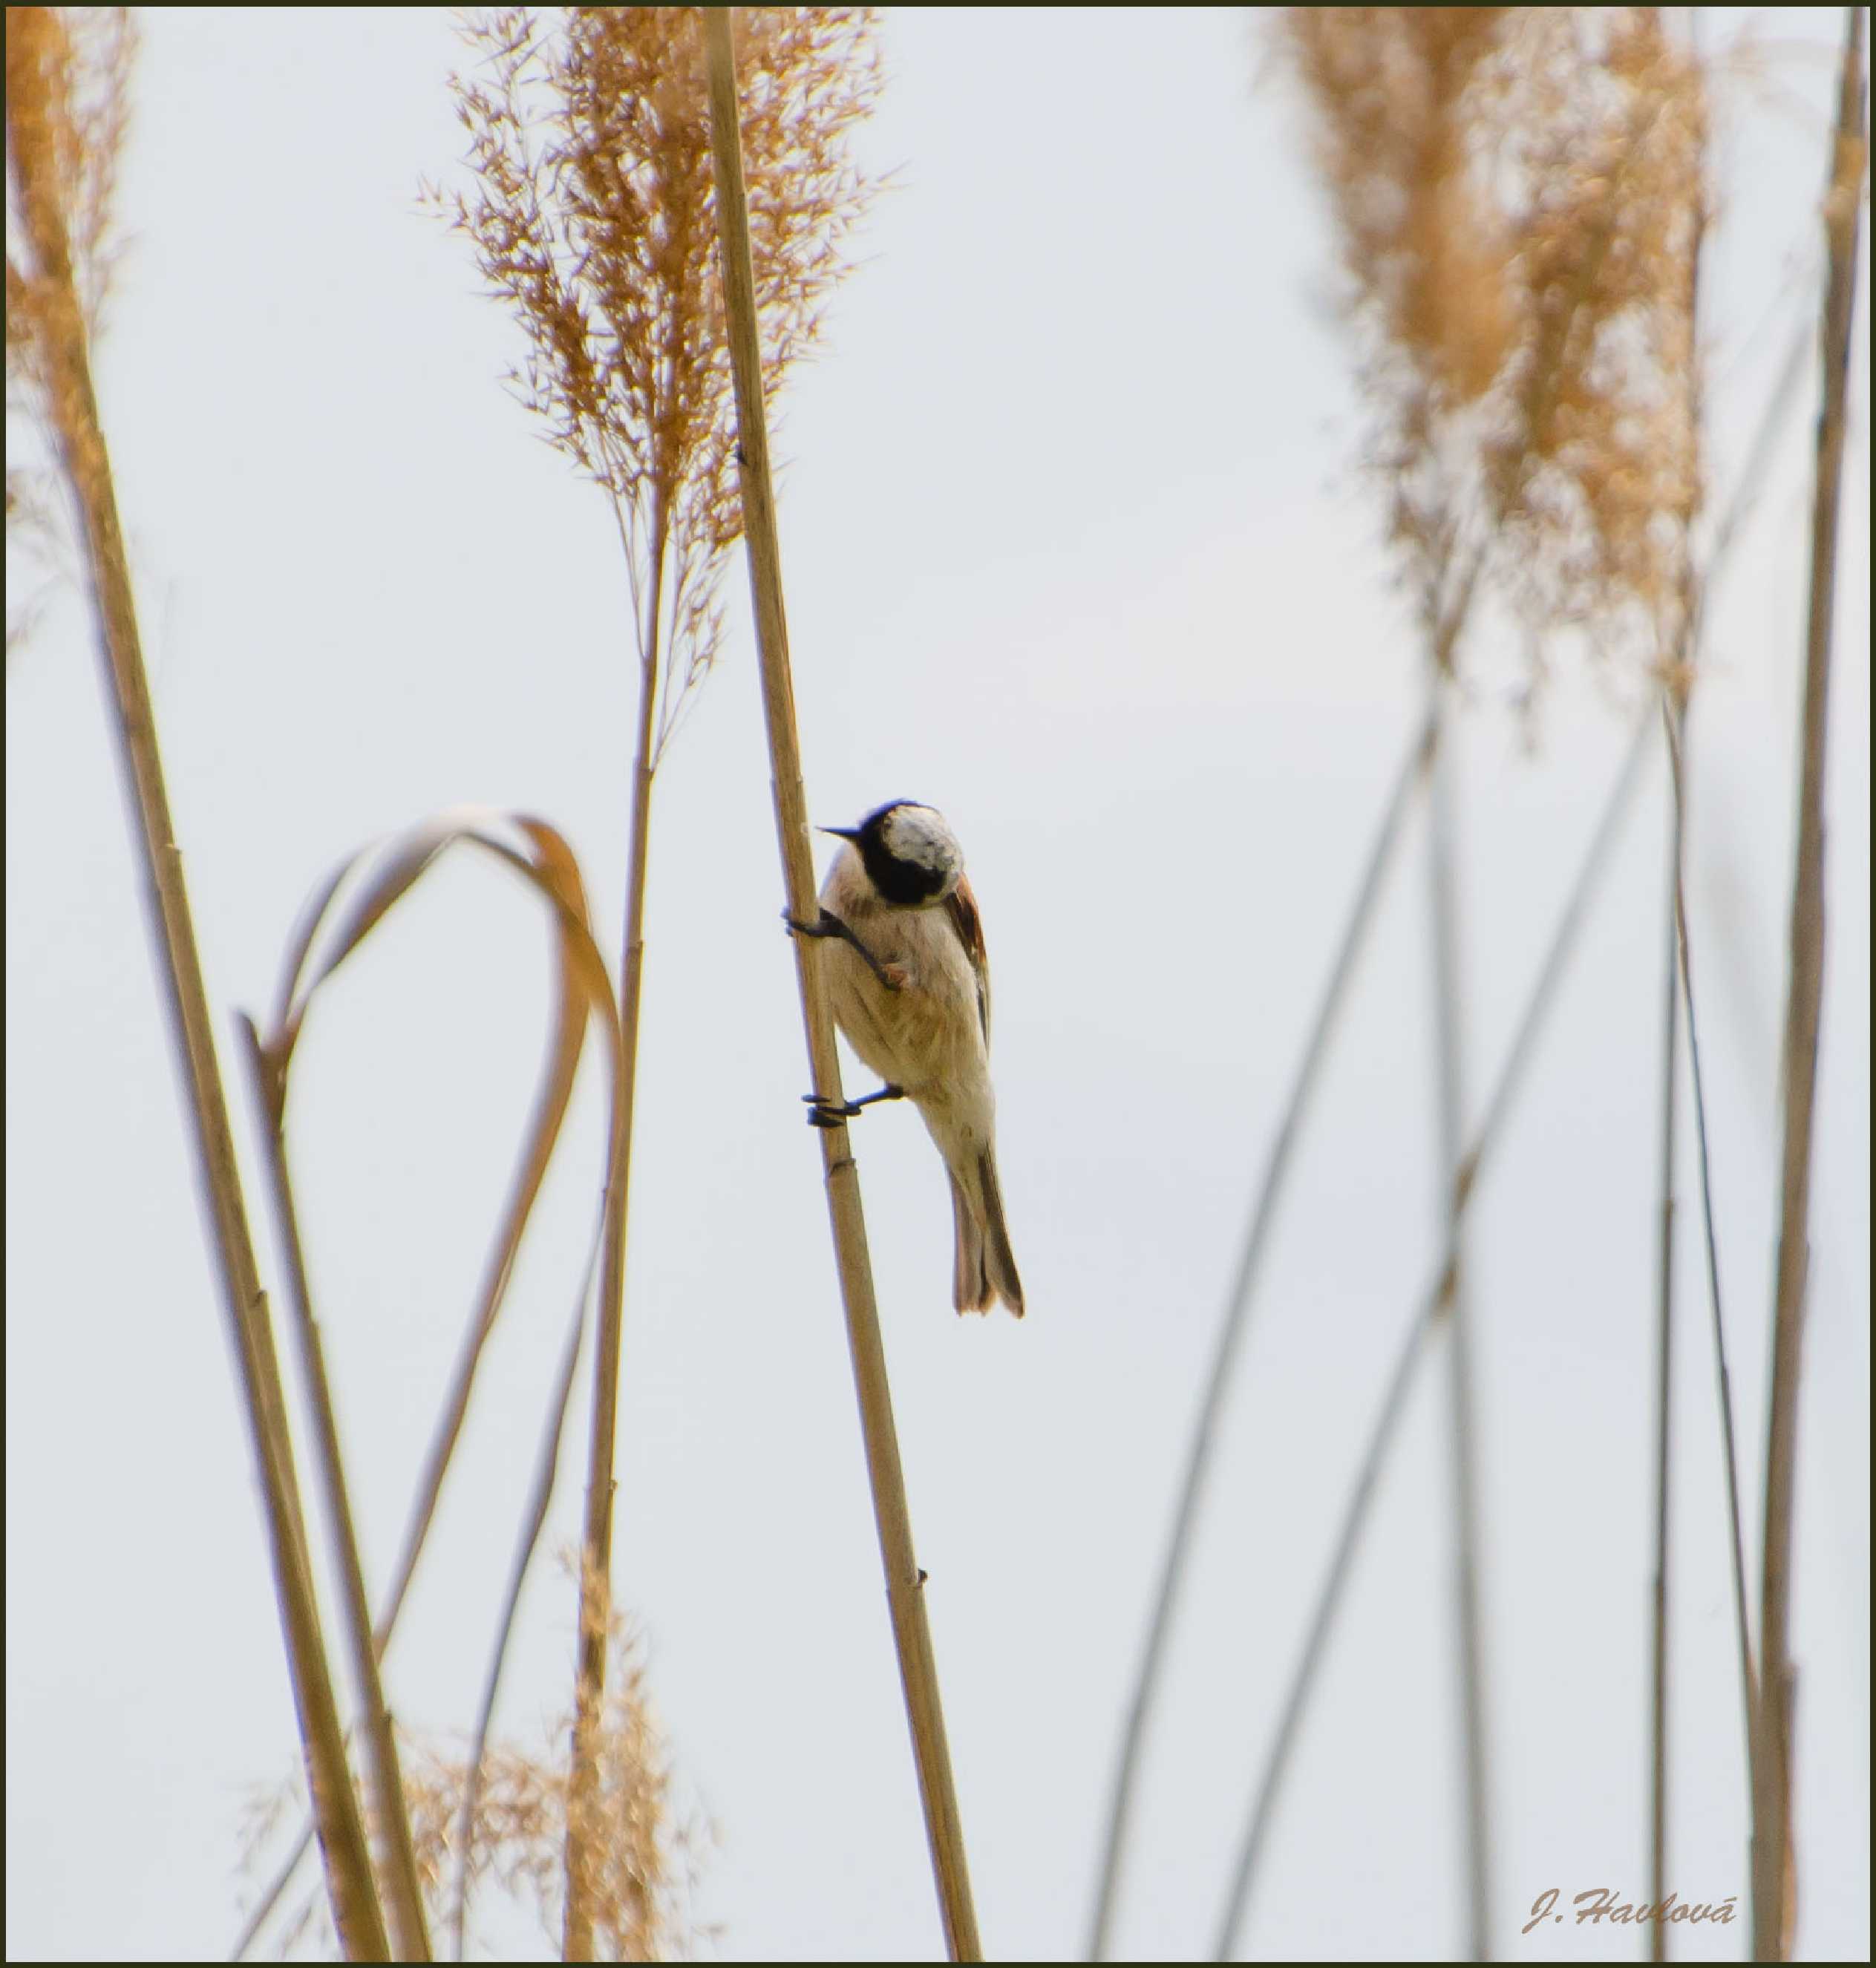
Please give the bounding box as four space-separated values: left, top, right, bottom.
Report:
5 7 1869 1962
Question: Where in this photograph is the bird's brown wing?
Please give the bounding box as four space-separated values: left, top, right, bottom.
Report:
943 875 991 1045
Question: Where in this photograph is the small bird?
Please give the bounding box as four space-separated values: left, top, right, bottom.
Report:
791 800 1024 1318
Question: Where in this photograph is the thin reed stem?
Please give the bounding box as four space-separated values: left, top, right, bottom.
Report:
1647 697 1684 1964
565 490 667 1964
1213 1297 1431 1961
1425 663 1492 1965
1215 702 1654 1960
1651 91 1707 1954
1754 11 1866 1955
702 14 981 1958
1087 705 1434 1959
1659 705 1759 1798
4 25 387 1943
1653 261 1826 1810
236 1017 432 1961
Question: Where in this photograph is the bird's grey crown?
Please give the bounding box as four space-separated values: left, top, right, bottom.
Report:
878 802 963 884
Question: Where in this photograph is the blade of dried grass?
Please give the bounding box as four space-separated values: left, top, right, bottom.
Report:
233 811 626 1960
6 14 387 1954
1214 700 1654 1960
373 883 589 1654
229 967 586 1961
1754 12 1866 1955
1087 704 1434 1959
703 14 980 1959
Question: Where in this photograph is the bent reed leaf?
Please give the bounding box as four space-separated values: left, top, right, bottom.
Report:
235 809 632 1959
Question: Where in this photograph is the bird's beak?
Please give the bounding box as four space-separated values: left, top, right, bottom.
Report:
818 825 858 840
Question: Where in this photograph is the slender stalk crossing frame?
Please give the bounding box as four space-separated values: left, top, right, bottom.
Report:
1650 122 1708 1956
1213 702 1655 1960
5 58 390 1949
1648 693 1684 1966
1659 706 1759 1773
1088 705 1434 1958
1425 663 1493 1967
702 13 981 1958
562 488 665 1965
1754 11 1866 1956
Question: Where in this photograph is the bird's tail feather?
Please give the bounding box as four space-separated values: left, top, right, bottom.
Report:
949 1149 1024 1318
950 1171 990 1314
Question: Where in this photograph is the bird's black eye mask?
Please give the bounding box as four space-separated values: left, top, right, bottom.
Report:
859 836 950 907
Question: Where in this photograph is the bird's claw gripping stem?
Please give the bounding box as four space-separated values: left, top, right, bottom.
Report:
783 907 903 992
803 1084 905 1128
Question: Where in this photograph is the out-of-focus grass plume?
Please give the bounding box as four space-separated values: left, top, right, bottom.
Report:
5 4 132 349
4 4 134 647
1281 7 1707 695
433 4 880 751
245 1616 696 1962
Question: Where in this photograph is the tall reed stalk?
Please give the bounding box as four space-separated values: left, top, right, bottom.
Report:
435 12 878 1949
5 13 393 1955
1754 10 1866 1956
1650 71 1708 1948
1649 686 1686 1966
1425 664 1491 1964
1087 707 1434 1959
702 11 981 1958
1213 705 1657 1959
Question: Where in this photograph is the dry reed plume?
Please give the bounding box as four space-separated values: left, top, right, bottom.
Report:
436 5 878 753
247 1612 695 1963
4 3 128 647
435 10 879 1954
1285 7 1706 693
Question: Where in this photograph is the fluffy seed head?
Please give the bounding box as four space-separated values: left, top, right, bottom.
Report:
434 7 880 762
1281 7 1708 706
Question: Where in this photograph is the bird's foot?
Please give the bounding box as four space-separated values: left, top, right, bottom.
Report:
783 909 903 991
803 1083 905 1128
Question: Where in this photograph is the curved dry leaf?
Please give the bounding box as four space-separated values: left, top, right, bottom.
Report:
236 808 630 1960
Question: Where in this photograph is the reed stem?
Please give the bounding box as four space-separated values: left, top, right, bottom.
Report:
7 68 388 1955
1647 696 1684 1965
1754 13 1865 1955
1214 703 1653 1959
1425 662 1492 1965
1088 705 1434 1958
238 1017 432 1961
564 494 667 1963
